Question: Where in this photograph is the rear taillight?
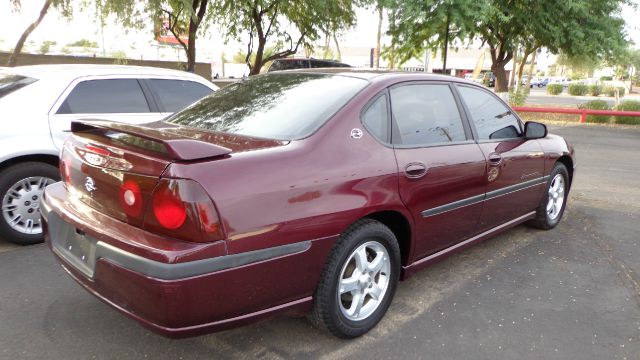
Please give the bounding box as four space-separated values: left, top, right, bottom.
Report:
143 178 224 243
152 181 187 229
119 180 143 218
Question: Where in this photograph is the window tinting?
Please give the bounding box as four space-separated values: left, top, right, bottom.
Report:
57 79 150 114
457 86 522 140
148 79 213 113
362 95 389 142
0 74 37 99
390 84 466 146
166 73 368 140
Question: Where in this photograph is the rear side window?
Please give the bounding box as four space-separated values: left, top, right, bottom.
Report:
457 86 522 140
0 74 37 99
57 79 150 114
148 79 213 113
390 84 466 146
362 95 389 142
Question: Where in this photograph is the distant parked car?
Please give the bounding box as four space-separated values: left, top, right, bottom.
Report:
0 64 217 245
550 77 571 87
267 58 351 72
530 77 549 88
480 72 496 87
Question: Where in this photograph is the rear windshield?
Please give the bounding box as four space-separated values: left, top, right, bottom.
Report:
165 73 368 140
0 74 37 99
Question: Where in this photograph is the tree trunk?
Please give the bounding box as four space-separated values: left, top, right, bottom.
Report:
516 47 533 90
185 0 209 73
374 5 382 69
524 50 537 89
442 10 450 74
333 33 341 61
493 63 510 93
509 48 518 89
7 0 52 66
250 37 266 76
186 25 197 72
323 33 330 58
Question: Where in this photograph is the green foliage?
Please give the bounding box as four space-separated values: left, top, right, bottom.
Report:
111 50 128 65
604 86 626 97
547 84 563 95
208 0 359 74
67 39 98 48
385 0 629 92
38 40 57 54
588 85 603 96
555 52 601 78
508 88 528 106
567 84 588 96
614 101 640 125
578 100 610 123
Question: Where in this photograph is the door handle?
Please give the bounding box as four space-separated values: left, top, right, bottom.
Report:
404 162 428 179
488 153 503 166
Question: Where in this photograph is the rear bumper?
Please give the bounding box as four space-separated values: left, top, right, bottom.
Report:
42 182 335 337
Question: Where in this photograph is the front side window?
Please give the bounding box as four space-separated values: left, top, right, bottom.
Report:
57 79 150 114
148 79 213 113
166 73 368 140
457 86 522 140
390 83 466 146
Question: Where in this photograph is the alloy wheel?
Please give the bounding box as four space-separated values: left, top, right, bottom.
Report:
546 174 565 221
337 240 391 321
2 176 55 235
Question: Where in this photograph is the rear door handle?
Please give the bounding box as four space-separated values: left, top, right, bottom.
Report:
404 162 427 179
488 153 503 166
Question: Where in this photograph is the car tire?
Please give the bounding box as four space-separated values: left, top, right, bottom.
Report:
310 218 400 338
528 162 569 230
0 162 59 245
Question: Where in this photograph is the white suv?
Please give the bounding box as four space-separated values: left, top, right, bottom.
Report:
0 64 218 244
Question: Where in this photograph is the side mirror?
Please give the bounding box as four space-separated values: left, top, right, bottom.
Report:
524 121 547 139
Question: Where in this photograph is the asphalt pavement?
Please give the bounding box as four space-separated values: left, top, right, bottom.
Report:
1 125 639 360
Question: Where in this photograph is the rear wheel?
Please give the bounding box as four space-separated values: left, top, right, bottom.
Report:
311 219 400 338
0 162 59 245
528 162 569 230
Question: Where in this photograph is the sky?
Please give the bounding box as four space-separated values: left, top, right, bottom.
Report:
0 1 638 64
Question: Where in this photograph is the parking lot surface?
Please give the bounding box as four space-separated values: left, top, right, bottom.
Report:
1 125 639 359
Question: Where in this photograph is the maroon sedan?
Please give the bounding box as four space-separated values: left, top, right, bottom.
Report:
42 71 575 338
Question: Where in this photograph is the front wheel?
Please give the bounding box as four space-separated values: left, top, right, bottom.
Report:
0 162 59 245
528 163 569 230
311 219 400 338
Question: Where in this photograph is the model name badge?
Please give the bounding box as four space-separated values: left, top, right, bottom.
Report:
350 128 363 139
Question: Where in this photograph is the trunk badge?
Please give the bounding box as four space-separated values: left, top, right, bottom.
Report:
85 177 97 193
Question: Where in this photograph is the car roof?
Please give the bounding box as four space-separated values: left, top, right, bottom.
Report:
2 64 206 81
279 68 478 85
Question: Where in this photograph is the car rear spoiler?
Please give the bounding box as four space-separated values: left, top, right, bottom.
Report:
71 120 232 161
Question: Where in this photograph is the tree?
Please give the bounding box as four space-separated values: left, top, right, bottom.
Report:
385 0 482 73
93 0 210 72
38 40 57 54
385 0 629 92
7 0 72 66
209 0 359 75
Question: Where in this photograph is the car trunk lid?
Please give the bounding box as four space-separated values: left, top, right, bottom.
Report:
61 120 286 228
